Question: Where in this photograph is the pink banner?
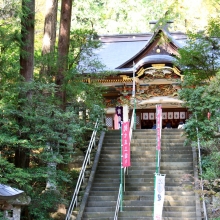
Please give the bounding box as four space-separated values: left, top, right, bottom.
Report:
156 105 162 150
122 121 131 167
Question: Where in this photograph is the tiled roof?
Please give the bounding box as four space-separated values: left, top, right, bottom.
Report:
92 31 187 72
0 184 24 199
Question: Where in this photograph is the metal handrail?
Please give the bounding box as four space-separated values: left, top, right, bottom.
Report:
114 184 122 220
65 119 99 220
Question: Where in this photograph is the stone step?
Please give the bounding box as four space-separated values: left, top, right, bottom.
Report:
131 154 192 159
130 144 187 148
90 186 120 191
130 150 191 155
94 174 120 178
92 182 121 187
84 206 117 212
103 140 121 144
123 186 194 191
86 200 117 207
132 136 185 140
117 210 196 218
118 210 154 218
133 129 184 132
124 178 192 184
88 190 195 197
83 211 115 218
100 149 121 153
130 139 185 143
117 218 197 220
93 177 193 187
163 211 197 217
87 195 119 201
130 191 195 196
101 144 121 148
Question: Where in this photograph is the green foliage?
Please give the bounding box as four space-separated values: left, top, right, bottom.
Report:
177 35 220 84
177 18 220 202
177 17 220 143
202 152 220 182
0 157 31 188
0 79 103 218
0 211 7 220
28 190 61 220
179 81 220 141
0 1 106 220
71 0 219 34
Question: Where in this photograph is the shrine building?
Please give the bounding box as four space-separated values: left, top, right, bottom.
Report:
88 21 189 129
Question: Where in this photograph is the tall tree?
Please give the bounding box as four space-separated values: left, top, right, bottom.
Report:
56 0 72 109
176 17 220 142
40 0 58 77
15 0 35 168
20 0 35 82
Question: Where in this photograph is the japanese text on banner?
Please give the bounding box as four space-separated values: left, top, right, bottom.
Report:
156 105 162 150
122 122 131 167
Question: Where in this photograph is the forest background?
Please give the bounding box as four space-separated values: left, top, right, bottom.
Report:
0 0 220 219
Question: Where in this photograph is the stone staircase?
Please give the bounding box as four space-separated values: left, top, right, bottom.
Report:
160 130 200 220
79 129 201 220
81 130 121 219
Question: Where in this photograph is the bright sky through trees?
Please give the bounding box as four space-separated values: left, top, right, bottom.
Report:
36 0 220 36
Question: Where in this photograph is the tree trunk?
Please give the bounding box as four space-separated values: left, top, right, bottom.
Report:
16 0 35 168
56 0 72 109
40 0 58 76
20 0 35 82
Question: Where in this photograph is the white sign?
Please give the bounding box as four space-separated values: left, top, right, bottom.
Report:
168 112 173 119
180 112 186 119
162 112 167 119
149 113 155 120
174 112 179 119
154 174 166 220
143 113 148 120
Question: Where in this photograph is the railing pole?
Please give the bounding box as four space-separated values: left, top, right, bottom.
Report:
134 98 136 130
196 125 208 220
120 122 123 212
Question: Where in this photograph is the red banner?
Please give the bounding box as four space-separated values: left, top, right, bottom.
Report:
156 105 162 150
122 121 131 167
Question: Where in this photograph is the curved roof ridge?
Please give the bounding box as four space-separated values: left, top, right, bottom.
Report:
134 54 176 71
116 30 159 69
116 27 181 69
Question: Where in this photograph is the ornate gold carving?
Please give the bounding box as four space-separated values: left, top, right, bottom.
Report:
121 75 131 81
137 67 145 77
116 95 131 106
143 68 180 82
151 64 165 69
135 84 179 99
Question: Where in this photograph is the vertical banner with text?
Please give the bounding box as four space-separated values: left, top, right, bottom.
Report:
156 105 162 150
122 121 131 167
116 106 123 128
154 174 166 220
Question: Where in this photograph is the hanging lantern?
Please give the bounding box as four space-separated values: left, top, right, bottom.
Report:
207 112 211 120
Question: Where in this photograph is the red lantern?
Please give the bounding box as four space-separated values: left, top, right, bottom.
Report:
207 112 211 120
